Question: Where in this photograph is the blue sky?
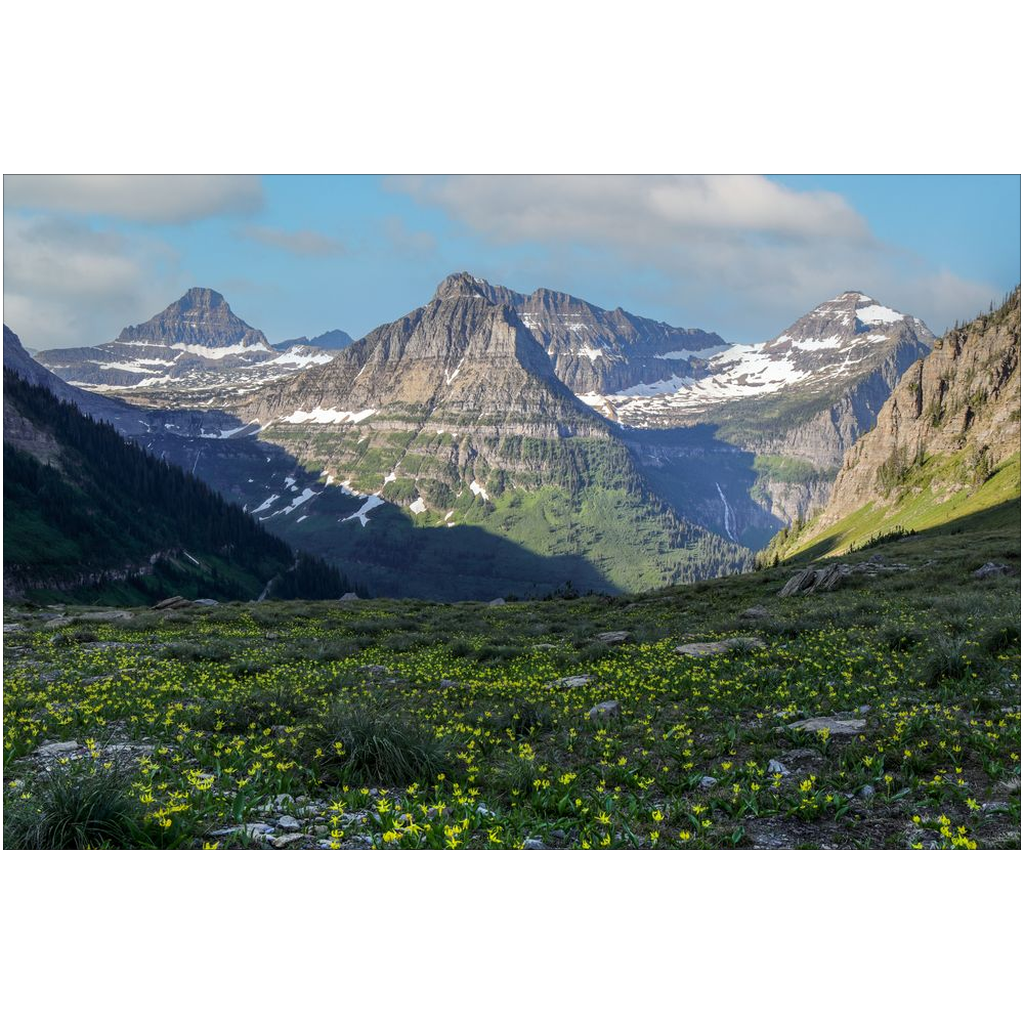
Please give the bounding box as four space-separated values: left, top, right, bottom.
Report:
4 174 1019 350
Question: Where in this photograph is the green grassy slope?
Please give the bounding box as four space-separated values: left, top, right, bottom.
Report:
3 505 1018 850
771 452 1020 561
3 370 352 605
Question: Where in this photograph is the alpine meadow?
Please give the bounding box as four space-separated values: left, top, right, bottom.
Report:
3 174 1020 852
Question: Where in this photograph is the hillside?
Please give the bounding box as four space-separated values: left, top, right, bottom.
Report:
3 502 1018 850
3 368 354 605
770 288 1021 560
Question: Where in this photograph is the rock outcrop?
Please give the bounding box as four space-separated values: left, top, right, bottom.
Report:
807 287 1021 533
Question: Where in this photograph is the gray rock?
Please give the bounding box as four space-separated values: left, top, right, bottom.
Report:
35 740 80 758
675 637 766 657
244 822 274 836
339 592 360 602
739 605 770 620
523 838 545 850
699 776 718 789
277 814 301 831
859 784 876 799
270 833 310 849
974 562 1013 579
788 715 866 736
3 623 25 633
588 700 620 721
779 564 848 598
43 617 74 631
549 674 592 689
595 630 631 644
982 802 1010 814
77 610 133 622
767 759 789 776
488 598 506 607
192 598 220 606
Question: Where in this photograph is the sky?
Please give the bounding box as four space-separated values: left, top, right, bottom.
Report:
3 174 1019 351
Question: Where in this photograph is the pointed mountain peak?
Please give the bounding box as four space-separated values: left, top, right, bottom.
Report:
115 287 269 349
433 271 493 302
173 287 229 311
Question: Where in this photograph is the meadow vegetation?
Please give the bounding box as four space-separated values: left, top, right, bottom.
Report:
3 520 1018 850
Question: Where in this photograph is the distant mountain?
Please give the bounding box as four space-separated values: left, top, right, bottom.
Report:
230 272 749 597
438 272 726 395
595 291 935 533
3 335 355 604
770 287 1021 559
35 288 326 403
274 329 355 352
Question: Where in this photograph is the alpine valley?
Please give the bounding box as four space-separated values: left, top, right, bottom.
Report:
5 276 1019 601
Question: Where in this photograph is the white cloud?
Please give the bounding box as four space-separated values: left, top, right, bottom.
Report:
389 174 1000 339
391 174 870 246
4 174 262 224
238 224 345 257
3 214 183 349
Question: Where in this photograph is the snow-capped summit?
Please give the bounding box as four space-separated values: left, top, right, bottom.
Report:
581 291 934 426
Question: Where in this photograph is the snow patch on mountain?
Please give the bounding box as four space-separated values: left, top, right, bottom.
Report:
281 407 376 425
856 304 904 325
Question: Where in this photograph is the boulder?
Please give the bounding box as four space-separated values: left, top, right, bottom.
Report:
595 630 631 645
675 637 765 657
548 674 592 689
779 564 848 598
192 598 220 606
339 592 360 602
77 610 133 622
154 596 193 610
788 715 866 736
588 700 621 721
974 562 1013 579
34 740 80 758
739 606 770 620
488 598 506 607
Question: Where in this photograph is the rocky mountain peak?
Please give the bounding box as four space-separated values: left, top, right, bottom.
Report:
432 272 492 303
115 287 269 349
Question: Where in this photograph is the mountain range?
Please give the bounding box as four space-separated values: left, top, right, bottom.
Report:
9 275 1019 600
35 288 346 406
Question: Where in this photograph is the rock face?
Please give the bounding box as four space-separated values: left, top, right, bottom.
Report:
596 291 933 439
35 288 330 401
584 292 933 535
440 272 727 395
798 288 1021 539
244 273 607 437
229 273 750 598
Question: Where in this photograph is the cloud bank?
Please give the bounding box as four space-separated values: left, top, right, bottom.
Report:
4 175 262 224
390 175 999 339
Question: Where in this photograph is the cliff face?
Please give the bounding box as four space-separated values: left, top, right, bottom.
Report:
436 272 726 395
804 287 1021 534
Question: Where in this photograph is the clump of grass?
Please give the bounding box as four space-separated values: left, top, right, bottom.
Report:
878 623 925 652
312 701 452 785
921 636 973 684
4 763 139 850
982 622 1020 655
494 699 555 738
